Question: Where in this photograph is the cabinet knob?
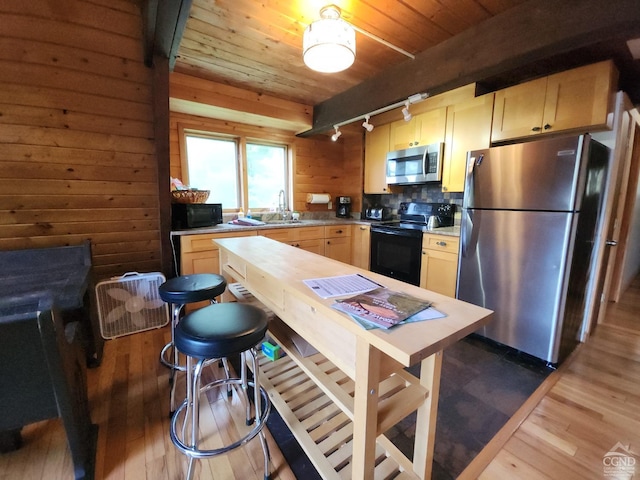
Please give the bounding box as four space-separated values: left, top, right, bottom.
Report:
336 229 342 234
531 126 542 132
436 241 447 247
543 123 552 130
327 241 331 245
360 226 366 230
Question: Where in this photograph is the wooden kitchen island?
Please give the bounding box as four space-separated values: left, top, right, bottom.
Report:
215 236 492 480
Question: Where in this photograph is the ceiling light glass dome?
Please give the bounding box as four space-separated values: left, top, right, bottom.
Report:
303 5 356 73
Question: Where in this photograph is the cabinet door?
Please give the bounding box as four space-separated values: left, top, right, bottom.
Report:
542 60 614 134
491 77 547 142
420 249 458 297
389 117 417 150
181 250 219 276
295 238 325 255
443 93 494 193
351 225 370 269
364 123 391 194
390 108 447 150
325 236 351 264
414 107 447 147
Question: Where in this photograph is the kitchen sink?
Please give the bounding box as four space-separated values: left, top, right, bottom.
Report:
262 219 305 225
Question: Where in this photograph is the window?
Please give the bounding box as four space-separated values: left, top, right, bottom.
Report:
183 131 289 212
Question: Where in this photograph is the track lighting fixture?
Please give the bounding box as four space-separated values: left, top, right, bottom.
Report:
362 115 374 132
331 125 342 141
328 92 428 138
402 101 412 122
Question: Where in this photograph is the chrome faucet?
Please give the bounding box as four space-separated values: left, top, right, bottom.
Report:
278 189 288 220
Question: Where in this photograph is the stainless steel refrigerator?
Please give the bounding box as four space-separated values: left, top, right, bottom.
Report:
457 134 609 364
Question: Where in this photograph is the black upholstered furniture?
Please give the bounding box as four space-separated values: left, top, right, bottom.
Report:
158 273 227 413
170 302 271 480
0 241 103 366
0 295 97 480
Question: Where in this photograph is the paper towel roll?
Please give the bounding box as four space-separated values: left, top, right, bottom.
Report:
306 193 331 204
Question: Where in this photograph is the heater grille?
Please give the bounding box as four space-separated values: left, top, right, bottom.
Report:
95 272 169 339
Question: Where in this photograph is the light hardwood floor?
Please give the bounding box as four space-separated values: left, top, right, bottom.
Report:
0 325 295 480
2 275 638 480
461 274 640 479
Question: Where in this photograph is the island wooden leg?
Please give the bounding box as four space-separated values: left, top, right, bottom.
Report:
351 337 382 479
413 350 443 479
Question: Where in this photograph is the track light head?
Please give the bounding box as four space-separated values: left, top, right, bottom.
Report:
402 102 412 122
362 115 374 132
331 125 342 141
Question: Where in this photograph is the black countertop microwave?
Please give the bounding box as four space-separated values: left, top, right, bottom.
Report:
386 142 444 185
171 203 223 230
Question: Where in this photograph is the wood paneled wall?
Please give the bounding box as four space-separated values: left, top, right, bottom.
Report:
0 0 160 279
170 112 363 214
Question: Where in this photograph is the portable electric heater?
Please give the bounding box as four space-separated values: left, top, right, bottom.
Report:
95 272 169 339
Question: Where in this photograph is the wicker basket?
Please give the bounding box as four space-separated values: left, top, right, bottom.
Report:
171 190 210 204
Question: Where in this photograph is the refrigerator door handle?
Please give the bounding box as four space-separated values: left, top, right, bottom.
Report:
461 209 474 257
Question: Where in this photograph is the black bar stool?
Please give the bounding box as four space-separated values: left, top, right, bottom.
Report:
159 274 227 413
170 302 271 480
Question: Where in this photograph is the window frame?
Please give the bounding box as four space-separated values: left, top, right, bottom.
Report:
178 125 291 213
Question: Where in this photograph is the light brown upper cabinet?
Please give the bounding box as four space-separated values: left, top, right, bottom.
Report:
491 60 617 143
442 93 494 193
364 123 391 194
389 107 447 150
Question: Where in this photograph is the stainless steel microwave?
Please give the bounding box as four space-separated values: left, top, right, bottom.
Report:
386 142 444 185
171 203 222 230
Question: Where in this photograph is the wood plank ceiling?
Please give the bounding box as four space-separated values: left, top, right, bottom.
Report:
174 0 526 106
171 0 640 134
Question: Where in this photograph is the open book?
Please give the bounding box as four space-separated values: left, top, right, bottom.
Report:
331 287 433 329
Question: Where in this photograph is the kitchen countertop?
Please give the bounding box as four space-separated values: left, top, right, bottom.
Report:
171 218 460 237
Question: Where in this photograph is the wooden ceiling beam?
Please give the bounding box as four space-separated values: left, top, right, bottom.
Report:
170 73 313 133
143 0 192 69
301 0 640 137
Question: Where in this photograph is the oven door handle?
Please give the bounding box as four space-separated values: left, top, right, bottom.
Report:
371 229 420 238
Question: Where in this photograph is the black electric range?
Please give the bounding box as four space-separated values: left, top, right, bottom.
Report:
372 202 456 235
369 202 456 285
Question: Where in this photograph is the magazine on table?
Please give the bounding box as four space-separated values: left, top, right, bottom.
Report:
331 287 435 329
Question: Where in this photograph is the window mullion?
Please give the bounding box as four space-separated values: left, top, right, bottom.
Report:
238 137 249 213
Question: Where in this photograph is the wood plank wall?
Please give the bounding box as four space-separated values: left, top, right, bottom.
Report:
169 112 364 214
0 0 160 280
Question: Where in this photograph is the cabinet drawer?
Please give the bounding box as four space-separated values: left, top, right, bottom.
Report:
297 226 325 240
261 228 294 242
261 226 325 242
181 230 256 253
324 225 351 238
422 234 459 253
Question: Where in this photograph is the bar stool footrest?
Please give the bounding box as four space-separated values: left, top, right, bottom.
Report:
170 377 271 459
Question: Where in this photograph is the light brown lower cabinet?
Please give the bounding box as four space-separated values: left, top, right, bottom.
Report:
324 225 351 264
351 224 371 269
179 230 258 308
420 234 460 298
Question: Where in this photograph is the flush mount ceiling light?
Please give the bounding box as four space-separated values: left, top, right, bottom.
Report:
303 4 414 74
303 5 356 73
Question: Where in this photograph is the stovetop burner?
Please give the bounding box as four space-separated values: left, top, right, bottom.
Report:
371 202 456 234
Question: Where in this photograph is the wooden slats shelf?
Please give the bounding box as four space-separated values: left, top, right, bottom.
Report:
251 316 428 480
